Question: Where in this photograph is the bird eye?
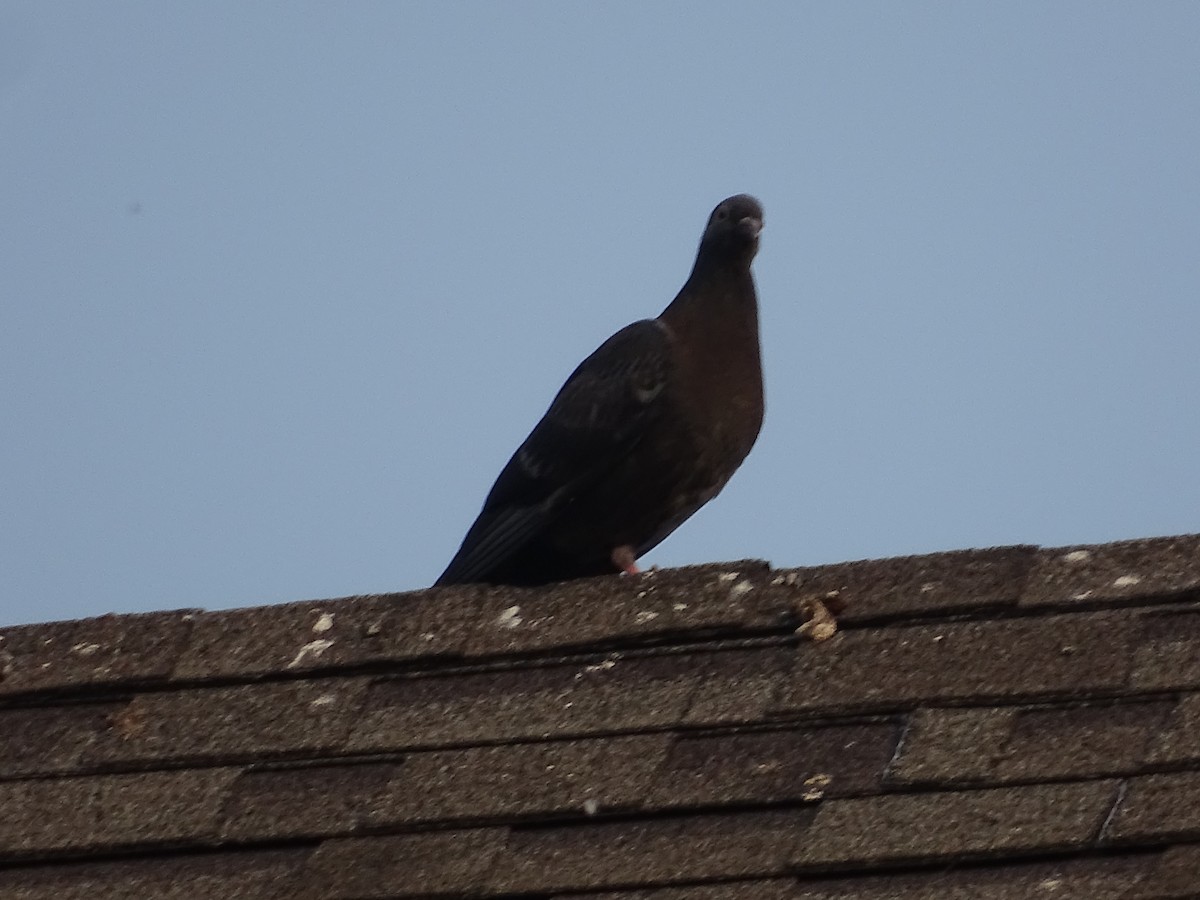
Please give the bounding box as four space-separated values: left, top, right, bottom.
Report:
715 208 728 221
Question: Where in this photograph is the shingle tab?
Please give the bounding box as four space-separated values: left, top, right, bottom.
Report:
778 545 1036 623
0 701 124 778
1105 772 1200 844
302 829 506 898
890 700 1174 787
0 849 310 900
81 677 370 768
173 591 471 681
491 810 812 893
788 855 1160 899
0 610 197 697
1021 534 1200 608
1151 844 1200 899
648 722 899 808
371 735 669 827
347 655 700 750
0 768 239 856
569 882 797 900
775 612 1135 714
792 781 1119 869
1130 607 1200 690
1148 691 1200 765
887 707 1014 785
464 561 791 657
682 645 796 725
220 761 402 841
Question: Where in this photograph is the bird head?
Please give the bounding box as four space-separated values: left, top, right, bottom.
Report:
698 194 764 265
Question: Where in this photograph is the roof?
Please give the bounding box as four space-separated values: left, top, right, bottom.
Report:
1 533 1198 898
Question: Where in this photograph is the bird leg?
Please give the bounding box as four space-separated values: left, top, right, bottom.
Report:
611 545 641 576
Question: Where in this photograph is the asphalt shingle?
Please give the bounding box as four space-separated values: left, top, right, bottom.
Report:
2 534 1198 898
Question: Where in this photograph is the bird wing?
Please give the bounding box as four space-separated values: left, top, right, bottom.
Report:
435 318 673 585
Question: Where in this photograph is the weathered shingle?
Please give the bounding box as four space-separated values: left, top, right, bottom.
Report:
792 781 1119 869
0 768 239 856
2 533 1198 897
0 609 197 697
81 677 371 768
774 611 1137 714
0 849 310 900
1021 534 1200 608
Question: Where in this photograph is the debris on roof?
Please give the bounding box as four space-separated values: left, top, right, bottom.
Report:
1 534 1198 898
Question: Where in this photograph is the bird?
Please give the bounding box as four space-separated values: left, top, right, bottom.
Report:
435 194 765 587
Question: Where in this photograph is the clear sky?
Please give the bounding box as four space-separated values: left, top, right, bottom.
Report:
2 3 1198 626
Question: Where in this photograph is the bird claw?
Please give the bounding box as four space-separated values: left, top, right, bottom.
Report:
611 545 641 576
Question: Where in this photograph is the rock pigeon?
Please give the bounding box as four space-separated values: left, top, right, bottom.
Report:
435 194 765 586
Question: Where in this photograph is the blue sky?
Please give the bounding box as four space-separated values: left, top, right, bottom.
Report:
2 3 1198 626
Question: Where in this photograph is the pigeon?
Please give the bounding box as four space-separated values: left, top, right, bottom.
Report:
435 194 765 587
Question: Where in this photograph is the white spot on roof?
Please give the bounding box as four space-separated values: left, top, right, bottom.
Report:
312 612 334 633
309 693 338 709
582 798 600 815
497 606 523 629
71 643 101 657
717 572 740 582
286 639 334 669
802 773 832 801
729 579 754 599
673 603 688 611
634 610 659 625
1112 574 1142 588
1062 550 1091 564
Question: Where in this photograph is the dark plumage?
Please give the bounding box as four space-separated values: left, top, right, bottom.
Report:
436 194 765 587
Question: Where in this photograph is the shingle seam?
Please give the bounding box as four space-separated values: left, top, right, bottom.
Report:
1097 778 1130 845
782 843 1172 882
2 596 1194 707
0 838 322 874
1 784 1145 870
1 691 1192 785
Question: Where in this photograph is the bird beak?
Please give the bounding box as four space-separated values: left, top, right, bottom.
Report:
738 216 763 239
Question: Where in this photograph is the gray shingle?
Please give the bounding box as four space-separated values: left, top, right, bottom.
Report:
0 701 124 778
1130 607 1200 690
0 768 239 855
792 781 1120 869
775 612 1136 715
370 735 669 827
647 722 899 807
302 829 506 898
173 591 471 681
789 855 1160 899
887 707 1014 785
1105 772 1200 844
464 561 789 658
0 849 310 900
682 645 796 725
82 677 371 767
780 545 1036 623
0 610 197 697
347 655 700 750
1148 691 1200 765
889 700 1174 786
1021 534 1200 608
491 810 812 893
1 534 1197 898
220 761 402 841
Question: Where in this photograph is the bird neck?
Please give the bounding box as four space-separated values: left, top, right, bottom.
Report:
660 264 759 345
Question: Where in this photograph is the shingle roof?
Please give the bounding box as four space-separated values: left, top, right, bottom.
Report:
1 534 1199 898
